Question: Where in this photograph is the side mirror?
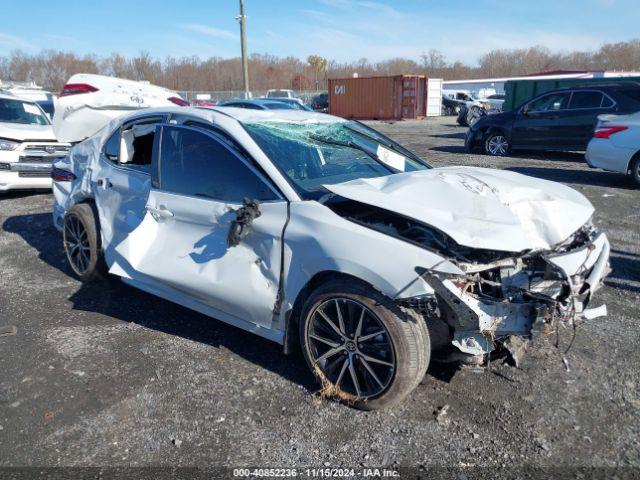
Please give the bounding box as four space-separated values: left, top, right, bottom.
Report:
227 198 262 248
522 104 530 115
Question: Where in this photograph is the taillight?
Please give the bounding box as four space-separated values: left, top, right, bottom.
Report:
51 167 76 182
593 125 629 139
60 83 99 97
168 96 189 106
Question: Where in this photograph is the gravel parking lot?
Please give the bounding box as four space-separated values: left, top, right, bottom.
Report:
1 116 639 472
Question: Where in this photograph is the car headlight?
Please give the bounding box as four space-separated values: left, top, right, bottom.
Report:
0 139 19 151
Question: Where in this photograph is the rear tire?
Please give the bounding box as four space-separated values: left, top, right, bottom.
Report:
63 203 108 282
299 278 430 410
629 154 640 187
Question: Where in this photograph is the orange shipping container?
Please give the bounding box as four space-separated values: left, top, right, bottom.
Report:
328 75 427 120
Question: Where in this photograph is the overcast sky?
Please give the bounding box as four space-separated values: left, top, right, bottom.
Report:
1 0 637 65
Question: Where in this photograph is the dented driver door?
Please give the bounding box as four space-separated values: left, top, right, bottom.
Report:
114 124 287 331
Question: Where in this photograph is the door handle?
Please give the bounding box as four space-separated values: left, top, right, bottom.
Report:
146 205 174 221
97 178 112 189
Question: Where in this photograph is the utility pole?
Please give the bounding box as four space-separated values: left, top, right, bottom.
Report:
237 0 249 98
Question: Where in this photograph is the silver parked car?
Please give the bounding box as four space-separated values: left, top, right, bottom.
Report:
586 111 640 187
52 107 610 409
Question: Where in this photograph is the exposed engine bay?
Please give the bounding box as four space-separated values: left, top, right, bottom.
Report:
329 198 611 362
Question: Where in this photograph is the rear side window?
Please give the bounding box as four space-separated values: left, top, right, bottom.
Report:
159 126 278 202
569 91 603 109
103 129 120 162
601 95 615 108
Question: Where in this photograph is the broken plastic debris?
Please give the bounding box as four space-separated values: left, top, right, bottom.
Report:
581 304 607 320
452 332 493 356
562 356 571 372
435 404 450 425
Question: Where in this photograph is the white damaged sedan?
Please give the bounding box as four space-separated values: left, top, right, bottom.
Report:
52 107 610 409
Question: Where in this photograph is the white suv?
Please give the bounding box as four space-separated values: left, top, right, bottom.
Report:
0 94 69 192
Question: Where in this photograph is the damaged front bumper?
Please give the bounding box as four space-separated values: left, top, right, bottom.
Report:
417 227 611 359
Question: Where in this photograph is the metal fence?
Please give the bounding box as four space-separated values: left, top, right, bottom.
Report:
177 90 326 105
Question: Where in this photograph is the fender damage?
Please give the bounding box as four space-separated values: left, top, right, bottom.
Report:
324 167 611 363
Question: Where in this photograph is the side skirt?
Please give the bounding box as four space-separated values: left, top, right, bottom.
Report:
120 276 285 345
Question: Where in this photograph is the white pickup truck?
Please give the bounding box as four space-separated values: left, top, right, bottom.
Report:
0 93 69 192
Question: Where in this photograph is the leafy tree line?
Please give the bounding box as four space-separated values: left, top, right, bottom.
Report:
1 39 639 93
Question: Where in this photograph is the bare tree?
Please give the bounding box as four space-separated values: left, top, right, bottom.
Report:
1 38 639 92
421 49 447 71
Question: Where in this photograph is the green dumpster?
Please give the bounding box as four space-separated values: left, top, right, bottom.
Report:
503 77 640 112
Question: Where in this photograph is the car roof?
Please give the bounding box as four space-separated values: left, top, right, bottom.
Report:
0 92 38 103
549 82 640 93
224 98 293 104
209 106 343 122
112 105 343 125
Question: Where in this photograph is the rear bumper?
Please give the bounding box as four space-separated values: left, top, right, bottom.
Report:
0 170 51 191
585 139 634 173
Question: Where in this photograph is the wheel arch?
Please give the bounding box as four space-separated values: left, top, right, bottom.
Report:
484 125 510 142
626 149 640 174
75 196 96 207
283 271 382 355
64 192 96 213
65 197 103 250
482 126 512 155
66 195 99 224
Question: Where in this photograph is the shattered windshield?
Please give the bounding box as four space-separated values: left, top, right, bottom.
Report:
244 120 429 198
0 98 50 126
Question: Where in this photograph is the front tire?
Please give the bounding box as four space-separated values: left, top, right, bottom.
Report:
299 279 430 410
484 132 511 156
63 203 108 282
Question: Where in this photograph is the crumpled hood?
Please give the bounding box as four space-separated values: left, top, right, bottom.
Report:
0 122 56 142
325 166 594 252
